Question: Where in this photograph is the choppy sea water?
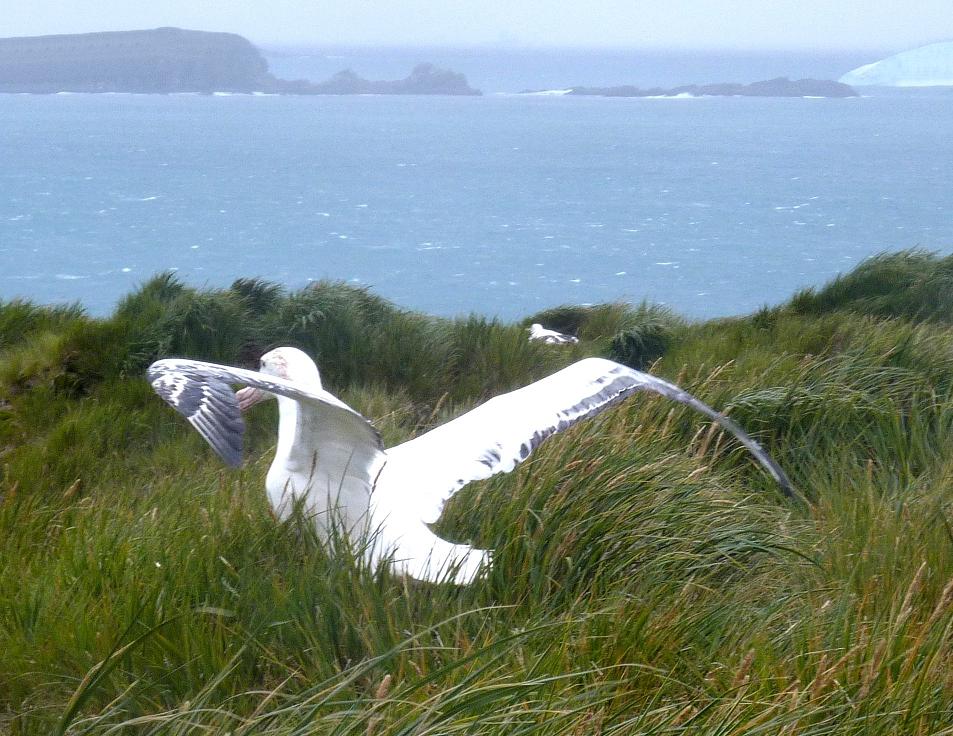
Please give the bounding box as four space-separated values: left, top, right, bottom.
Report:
1 89 952 320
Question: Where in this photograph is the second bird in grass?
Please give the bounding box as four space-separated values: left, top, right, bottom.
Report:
528 323 579 344
148 346 793 584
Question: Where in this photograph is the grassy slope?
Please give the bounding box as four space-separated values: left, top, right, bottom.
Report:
2 251 953 734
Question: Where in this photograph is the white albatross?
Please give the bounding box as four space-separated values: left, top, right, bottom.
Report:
148 347 793 584
528 323 579 344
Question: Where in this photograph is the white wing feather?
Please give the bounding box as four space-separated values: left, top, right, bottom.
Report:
383 357 792 523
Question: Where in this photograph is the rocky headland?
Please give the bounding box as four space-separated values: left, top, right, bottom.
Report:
0 28 481 95
0 28 272 93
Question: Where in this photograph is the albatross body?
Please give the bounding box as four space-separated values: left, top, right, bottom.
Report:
148 347 793 584
528 323 579 344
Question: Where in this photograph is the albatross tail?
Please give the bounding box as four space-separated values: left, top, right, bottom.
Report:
368 518 491 584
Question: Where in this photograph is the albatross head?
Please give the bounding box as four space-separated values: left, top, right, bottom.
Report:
236 346 322 411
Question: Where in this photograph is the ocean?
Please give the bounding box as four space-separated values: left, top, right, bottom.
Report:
1 48 952 321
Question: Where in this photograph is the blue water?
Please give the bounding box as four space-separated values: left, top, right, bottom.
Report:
1 88 952 320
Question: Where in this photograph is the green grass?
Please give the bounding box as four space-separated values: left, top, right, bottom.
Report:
3 252 953 733
788 248 953 325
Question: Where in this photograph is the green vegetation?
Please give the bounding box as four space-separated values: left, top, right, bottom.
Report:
3 250 953 734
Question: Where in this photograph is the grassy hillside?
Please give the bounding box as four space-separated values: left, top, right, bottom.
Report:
3 250 953 734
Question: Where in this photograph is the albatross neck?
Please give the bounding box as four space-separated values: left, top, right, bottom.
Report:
274 396 301 462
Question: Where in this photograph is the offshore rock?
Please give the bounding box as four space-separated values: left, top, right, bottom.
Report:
565 77 857 98
271 63 482 95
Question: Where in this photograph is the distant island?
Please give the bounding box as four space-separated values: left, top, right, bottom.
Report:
0 28 480 95
272 63 481 96
525 77 857 98
0 28 271 94
840 41 953 87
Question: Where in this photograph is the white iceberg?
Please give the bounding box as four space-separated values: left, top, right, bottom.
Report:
840 41 953 87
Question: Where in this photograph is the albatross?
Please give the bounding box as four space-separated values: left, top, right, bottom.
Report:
148 347 793 584
528 323 579 344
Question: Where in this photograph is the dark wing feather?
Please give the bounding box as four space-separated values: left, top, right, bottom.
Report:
383 357 792 523
147 358 383 467
150 366 244 466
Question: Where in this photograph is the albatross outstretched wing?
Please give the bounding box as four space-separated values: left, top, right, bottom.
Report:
147 358 384 471
383 357 793 523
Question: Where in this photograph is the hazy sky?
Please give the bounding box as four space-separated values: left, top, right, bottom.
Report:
3 0 952 50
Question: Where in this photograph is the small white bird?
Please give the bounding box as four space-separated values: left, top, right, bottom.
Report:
148 347 792 584
528 323 579 344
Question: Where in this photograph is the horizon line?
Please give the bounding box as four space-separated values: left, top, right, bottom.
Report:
2 27 944 57
254 40 909 55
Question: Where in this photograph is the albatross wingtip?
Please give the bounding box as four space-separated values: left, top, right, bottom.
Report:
221 447 243 468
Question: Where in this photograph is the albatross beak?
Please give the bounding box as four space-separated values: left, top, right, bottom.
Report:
236 386 268 412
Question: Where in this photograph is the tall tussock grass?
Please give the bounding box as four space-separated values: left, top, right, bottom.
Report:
789 248 953 324
4 251 953 733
